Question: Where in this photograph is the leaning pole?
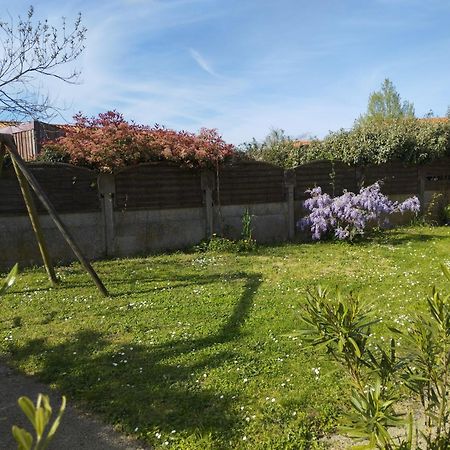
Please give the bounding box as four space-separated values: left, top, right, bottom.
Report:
0 133 109 297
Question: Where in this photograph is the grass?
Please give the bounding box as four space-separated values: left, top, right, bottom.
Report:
1 226 450 449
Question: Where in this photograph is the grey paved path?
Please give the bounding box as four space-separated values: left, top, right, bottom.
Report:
0 363 148 450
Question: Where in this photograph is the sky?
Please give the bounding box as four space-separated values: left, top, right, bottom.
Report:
2 0 450 144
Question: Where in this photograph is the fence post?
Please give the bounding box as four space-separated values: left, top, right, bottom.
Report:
355 166 364 188
98 173 116 257
418 166 425 212
284 169 296 240
201 170 215 239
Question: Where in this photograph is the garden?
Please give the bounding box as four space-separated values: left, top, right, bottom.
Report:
1 224 450 449
2 8 450 449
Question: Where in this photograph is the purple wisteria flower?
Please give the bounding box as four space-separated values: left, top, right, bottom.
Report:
298 182 421 241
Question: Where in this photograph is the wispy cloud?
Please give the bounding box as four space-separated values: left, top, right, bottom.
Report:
189 48 217 77
6 0 450 144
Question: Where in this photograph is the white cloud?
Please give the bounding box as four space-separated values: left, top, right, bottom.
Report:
189 49 217 77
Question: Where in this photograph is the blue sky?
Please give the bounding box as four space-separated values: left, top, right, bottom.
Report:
3 0 450 144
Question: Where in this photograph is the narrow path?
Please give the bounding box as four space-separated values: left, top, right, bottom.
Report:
0 363 148 450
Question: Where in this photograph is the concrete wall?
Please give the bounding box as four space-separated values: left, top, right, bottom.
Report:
214 202 289 243
0 212 105 270
113 207 206 257
0 200 291 271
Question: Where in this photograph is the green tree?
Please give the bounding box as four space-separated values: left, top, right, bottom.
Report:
362 78 415 122
240 128 301 168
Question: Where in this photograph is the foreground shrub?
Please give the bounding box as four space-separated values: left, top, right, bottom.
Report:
12 394 66 450
298 182 420 240
40 111 235 172
295 264 450 449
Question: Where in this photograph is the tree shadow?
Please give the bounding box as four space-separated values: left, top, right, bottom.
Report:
11 267 243 297
5 272 262 447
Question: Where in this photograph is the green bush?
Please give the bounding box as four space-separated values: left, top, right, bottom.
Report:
194 234 256 253
240 129 309 168
300 118 450 166
295 264 450 449
195 208 256 253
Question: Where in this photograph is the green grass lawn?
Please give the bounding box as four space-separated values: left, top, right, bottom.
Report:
1 226 450 449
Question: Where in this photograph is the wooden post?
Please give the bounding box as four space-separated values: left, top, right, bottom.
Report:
11 157 58 286
0 144 5 177
0 134 109 297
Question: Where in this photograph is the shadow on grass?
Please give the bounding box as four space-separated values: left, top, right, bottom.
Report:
12 264 248 296
6 272 262 447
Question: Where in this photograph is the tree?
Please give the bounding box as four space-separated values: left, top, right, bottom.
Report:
362 78 415 122
0 6 86 120
240 128 299 168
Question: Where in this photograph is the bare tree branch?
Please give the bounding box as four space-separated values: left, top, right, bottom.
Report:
0 5 86 121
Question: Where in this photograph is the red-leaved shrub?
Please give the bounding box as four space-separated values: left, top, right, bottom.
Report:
41 111 235 172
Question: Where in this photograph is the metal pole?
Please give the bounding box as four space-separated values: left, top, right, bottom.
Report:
0 134 109 297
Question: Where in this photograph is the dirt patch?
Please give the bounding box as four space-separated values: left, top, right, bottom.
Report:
0 362 149 449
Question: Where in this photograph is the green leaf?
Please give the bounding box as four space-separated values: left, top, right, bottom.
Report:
348 337 362 358
42 396 66 450
0 263 19 296
12 426 33 450
441 263 450 282
35 407 47 441
18 396 36 429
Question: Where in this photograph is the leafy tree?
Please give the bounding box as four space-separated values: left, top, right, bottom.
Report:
361 78 415 123
240 128 308 168
0 6 86 120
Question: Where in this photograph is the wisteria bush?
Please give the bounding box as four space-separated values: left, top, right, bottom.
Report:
298 182 420 241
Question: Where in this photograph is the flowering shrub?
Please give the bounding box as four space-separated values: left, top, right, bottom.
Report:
40 111 235 172
298 182 420 240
